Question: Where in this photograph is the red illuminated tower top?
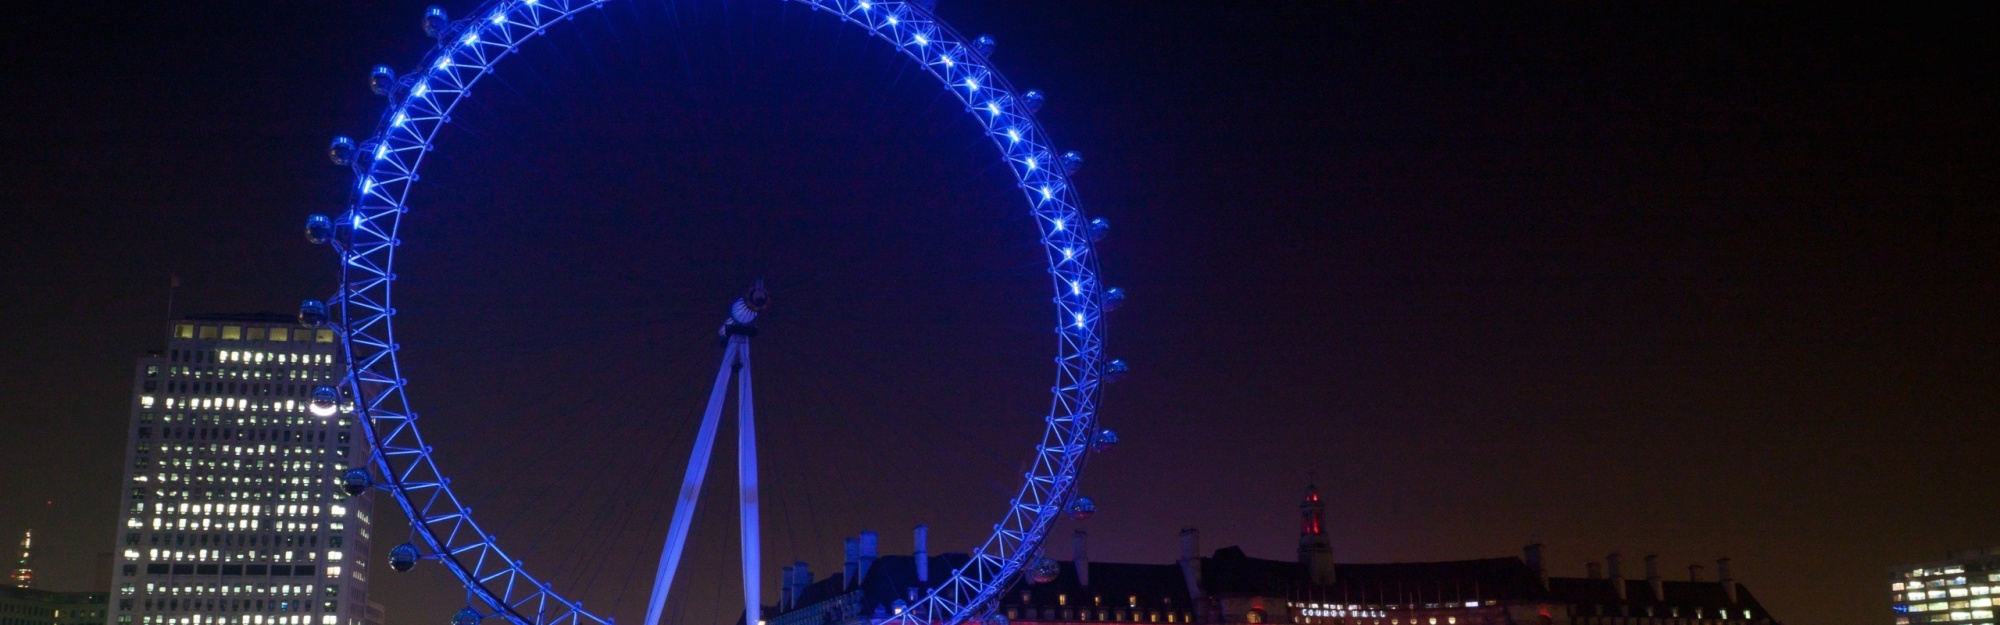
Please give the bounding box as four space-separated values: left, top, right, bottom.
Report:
1298 482 1334 584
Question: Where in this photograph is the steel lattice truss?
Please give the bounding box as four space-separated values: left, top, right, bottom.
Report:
328 2 1106 625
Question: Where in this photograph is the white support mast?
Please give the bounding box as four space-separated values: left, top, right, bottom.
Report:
643 283 770 625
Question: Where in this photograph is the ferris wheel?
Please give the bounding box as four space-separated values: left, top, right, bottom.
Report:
299 2 1127 625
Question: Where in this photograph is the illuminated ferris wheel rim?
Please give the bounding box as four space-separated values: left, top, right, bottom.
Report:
313 2 1121 625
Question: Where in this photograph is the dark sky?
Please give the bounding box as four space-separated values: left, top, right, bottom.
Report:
5 3 1999 625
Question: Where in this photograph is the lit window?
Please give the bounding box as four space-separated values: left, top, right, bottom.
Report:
199 326 219 339
223 326 243 340
248 328 267 341
316 330 335 343
176 325 195 339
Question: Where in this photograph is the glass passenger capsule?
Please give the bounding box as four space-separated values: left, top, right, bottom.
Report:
341 468 371 496
1103 359 1129 383
298 300 328 328
328 136 356 166
451 608 480 625
974 35 996 58
391 543 420 572
1087 217 1110 243
1068 496 1096 521
305 215 334 245
309 385 340 417
369 66 398 96
1091 429 1119 454
1061 151 1084 175
1022 90 1045 114
423 6 450 38
1028 557 1061 584
1102 287 1126 312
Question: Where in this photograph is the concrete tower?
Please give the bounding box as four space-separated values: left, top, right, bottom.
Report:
105 314 372 625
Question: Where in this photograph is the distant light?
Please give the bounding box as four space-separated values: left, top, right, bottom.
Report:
1069 281 1080 295
1074 313 1085 328
1062 248 1074 260
965 78 980 91
490 12 505 24
858 1 871 8
887 16 898 26
435 57 452 69
986 103 1000 115
392 112 408 127
914 34 929 46
1040 186 1053 199
1053 219 1065 231
1006 129 1020 143
376 144 388 160
1026 157 1038 170
462 33 479 44
941 55 955 68
362 179 376 193
412 82 428 97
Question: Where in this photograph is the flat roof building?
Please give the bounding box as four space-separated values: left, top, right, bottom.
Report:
105 314 374 625
1888 547 2000 625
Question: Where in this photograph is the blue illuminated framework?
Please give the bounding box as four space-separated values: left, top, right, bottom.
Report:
320 2 1113 625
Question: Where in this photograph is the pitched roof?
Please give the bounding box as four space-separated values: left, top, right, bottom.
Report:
1546 577 1770 616
1200 546 1548 604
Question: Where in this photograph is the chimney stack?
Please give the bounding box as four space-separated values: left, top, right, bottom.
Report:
859 531 879 582
1717 557 1737 605
1645 554 1664 602
793 562 812 606
781 565 796 611
1178 528 1204 601
913 526 929 584
1524 544 1548 590
1074 530 1091 587
844 537 860 588
1586 561 1601 579
1689 564 1705 583
1606 553 1626 601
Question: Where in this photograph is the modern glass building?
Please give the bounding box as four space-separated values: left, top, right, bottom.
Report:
1891 548 2000 625
104 314 374 625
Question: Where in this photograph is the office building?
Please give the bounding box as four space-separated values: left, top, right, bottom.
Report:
105 314 374 625
1890 547 2000 625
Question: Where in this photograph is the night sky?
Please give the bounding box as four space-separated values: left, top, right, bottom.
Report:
5 3 2000 625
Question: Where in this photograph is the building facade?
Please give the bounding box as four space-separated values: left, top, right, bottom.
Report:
0 587 106 625
105 314 374 625
1889 547 2000 625
771 484 1778 625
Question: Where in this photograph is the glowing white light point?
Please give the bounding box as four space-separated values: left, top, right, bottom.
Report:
1007 129 1021 143
375 144 388 160
966 78 980 91
491 12 505 24
1026 158 1038 170
1053 219 1065 231
1063 248 1075 260
1070 281 1081 295
1074 313 1086 328
1040 185 1053 199
986 103 1000 115
413 82 428 97
462 33 479 44
887 16 898 25
915 34 929 46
